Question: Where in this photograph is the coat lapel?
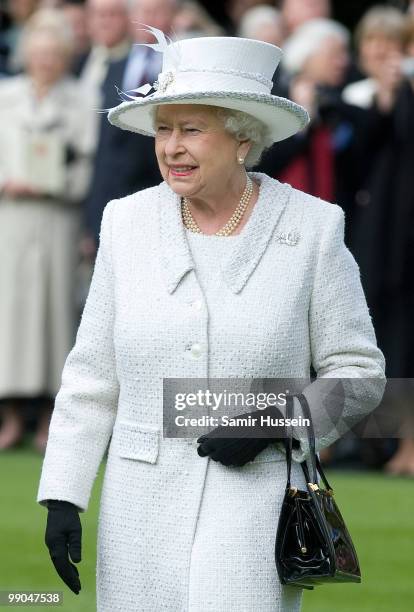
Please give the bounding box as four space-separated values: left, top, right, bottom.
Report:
158 173 293 295
158 181 195 294
222 173 292 293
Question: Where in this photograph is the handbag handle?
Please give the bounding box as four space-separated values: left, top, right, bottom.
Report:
285 393 332 491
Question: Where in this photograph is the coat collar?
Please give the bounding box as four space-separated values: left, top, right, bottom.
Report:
158 172 292 294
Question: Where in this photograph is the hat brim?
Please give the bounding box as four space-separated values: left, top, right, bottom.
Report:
107 91 309 143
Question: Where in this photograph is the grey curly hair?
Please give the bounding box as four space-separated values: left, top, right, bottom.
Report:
214 107 272 167
151 105 272 168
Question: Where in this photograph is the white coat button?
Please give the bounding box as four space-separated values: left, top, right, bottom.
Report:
191 299 203 312
190 343 203 358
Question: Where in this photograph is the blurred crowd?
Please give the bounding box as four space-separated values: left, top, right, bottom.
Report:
0 0 413 474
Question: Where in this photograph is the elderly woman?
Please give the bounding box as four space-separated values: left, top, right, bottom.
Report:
0 9 95 451
37 31 385 611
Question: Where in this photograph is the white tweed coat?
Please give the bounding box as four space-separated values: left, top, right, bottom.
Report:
37 172 385 612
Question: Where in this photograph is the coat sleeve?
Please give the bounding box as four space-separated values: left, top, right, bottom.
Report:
36 200 119 512
289 205 386 463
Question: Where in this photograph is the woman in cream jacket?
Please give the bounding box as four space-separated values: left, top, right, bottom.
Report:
0 9 96 451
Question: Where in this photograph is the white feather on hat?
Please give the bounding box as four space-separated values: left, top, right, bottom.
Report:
106 25 309 144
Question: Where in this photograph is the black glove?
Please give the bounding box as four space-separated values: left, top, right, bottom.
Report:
197 405 287 467
45 500 82 595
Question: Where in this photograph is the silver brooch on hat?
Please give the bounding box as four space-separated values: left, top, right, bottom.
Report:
153 70 175 94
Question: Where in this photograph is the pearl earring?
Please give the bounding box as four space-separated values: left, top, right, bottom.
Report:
238 156 245 165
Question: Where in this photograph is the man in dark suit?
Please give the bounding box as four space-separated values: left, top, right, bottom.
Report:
84 0 179 248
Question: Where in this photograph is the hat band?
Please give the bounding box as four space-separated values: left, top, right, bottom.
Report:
178 67 273 89
152 68 272 97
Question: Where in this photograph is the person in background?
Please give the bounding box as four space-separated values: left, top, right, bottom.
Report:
279 0 331 36
342 5 406 109
82 0 178 253
281 17 349 89
0 0 41 74
387 13 414 476
224 0 271 34
79 0 130 106
350 14 414 475
237 3 286 92
61 0 91 76
172 1 225 38
256 18 365 245
0 8 96 452
237 4 285 46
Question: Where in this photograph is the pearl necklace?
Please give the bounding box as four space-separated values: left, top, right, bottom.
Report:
181 175 253 237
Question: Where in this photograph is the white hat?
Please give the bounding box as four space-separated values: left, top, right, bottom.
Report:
107 27 309 143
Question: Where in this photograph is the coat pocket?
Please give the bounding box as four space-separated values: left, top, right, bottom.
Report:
114 419 160 464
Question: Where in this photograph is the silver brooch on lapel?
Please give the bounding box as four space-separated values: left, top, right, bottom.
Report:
275 229 300 246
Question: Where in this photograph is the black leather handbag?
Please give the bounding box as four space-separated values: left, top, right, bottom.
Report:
275 393 361 590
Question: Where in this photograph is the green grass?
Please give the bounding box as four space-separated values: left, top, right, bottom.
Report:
1 446 413 611
0 446 100 611
302 471 414 612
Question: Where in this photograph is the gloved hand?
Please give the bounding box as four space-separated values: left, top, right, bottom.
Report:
197 405 287 467
45 500 82 595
